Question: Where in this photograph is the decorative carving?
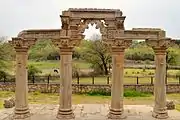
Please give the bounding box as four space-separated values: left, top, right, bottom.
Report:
107 30 115 39
10 37 36 50
107 30 125 39
115 17 125 29
11 8 179 120
61 16 70 29
146 38 175 50
113 40 132 48
104 39 132 49
52 37 81 48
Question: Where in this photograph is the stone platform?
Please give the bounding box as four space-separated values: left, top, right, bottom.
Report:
0 104 180 120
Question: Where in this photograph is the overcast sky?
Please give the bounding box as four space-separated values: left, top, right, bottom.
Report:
0 0 179 39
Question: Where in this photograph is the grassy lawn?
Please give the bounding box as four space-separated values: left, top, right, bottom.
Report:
28 60 91 75
28 60 91 70
0 91 180 111
7 60 91 75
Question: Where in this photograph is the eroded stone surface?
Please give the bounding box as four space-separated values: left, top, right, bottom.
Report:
3 97 15 108
1 104 180 120
166 100 175 110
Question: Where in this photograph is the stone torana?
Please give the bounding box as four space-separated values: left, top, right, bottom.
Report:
9 8 175 120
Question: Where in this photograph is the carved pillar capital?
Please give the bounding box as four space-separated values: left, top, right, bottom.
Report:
110 40 132 52
52 36 81 53
146 38 175 53
12 37 33 119
55 37 75 119
10 37 36 52
108 39 127 119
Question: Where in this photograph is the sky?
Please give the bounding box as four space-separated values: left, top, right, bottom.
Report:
0 0 180 39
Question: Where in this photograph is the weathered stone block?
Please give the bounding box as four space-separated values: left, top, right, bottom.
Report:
166 100 175 110
3 97 15 108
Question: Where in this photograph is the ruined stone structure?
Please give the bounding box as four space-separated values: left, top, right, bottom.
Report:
9 8 175 119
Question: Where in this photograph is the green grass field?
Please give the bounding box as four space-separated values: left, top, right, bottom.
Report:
7 60 91 75
28 60 91 69
0 91 180 111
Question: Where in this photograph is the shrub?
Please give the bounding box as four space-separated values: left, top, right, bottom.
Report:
85 89 151 97
124 90 151 97
0 70 7 81
28 65 42 77
87 90 110 96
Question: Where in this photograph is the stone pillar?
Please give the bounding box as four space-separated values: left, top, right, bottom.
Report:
57 47 75 119
13 47 30 119
152 48 168 119
108 47 126 119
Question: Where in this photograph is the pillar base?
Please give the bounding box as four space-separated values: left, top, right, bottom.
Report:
56 108 75 119
152 107 168 119
107 108 126 119
13 107 30 119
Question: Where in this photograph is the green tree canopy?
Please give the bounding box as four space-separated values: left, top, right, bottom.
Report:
28 40 59 61
79 40 111 75
0 37 15 70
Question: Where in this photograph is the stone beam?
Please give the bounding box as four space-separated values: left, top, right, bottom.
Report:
62 8 124 20
17 29 61 39
124 28 166 40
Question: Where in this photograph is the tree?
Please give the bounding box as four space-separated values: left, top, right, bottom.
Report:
125 41 154 61
167 47 180 65
80 39 111 75
28 40 59 61
0 36 15 70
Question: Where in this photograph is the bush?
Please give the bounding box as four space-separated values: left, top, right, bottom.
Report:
28 65 42 77
87 90 111 96
125 47 154 61
0 70 7 81
85 89 151 97
124 90 151 97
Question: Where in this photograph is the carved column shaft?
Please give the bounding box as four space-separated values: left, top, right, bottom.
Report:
10 37 36 119
153 48 168 119
57 47 75 119
108 47 126 119
14 47 30 119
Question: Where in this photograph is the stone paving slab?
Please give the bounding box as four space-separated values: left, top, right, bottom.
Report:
0 104 180 120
